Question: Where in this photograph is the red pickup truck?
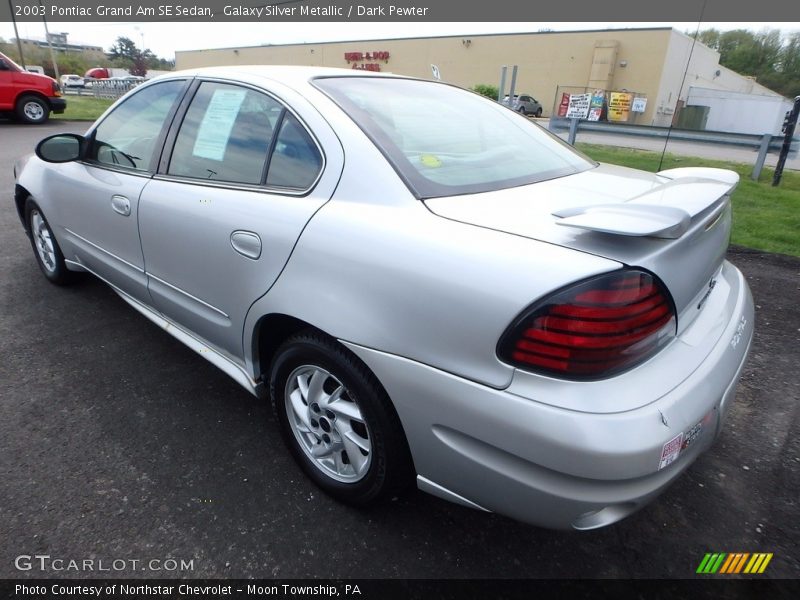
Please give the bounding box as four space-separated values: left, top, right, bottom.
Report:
0 51 66 124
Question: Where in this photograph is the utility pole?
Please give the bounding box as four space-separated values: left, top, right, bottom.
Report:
8 0 27 69
38 0 60 82
772 96 800 187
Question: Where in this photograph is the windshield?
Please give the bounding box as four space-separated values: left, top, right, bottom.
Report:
314 77 594 198
0 52 23 72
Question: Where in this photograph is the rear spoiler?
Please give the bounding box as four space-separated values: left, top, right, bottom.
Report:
552 167 739 239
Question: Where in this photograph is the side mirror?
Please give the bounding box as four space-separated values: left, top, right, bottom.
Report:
35 133 85 163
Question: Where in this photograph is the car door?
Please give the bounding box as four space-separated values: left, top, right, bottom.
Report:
138 79 343 362
0 56 14 109
54 79 189 302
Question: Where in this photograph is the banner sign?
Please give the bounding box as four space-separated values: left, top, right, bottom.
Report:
557 92 571 118
608 92 634 122
565 93 591 119
587 90 605 121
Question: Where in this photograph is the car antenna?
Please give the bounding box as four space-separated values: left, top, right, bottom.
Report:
658 0 708 172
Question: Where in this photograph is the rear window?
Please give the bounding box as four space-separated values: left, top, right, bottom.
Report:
314 77 593 198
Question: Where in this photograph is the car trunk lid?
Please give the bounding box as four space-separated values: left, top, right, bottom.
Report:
424 163 738 333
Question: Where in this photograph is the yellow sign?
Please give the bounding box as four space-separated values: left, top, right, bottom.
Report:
608 92 633 122
420 154 442 168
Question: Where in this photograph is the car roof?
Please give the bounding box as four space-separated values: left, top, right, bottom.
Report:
150 65 395 92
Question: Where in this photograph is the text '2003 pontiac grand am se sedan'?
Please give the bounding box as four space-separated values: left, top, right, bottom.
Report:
13 66 753 530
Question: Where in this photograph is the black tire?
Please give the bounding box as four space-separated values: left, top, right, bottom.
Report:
270 331 414 505
25 198 74 285
535 107 543 118
16 95 50 124
517 106 527 115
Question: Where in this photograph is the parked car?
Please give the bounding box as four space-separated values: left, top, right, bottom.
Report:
0 51 65 124
503 93 543 117
13 67 753 529
60 74 85 88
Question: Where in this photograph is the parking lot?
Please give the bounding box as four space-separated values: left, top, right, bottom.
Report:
1 120 798 580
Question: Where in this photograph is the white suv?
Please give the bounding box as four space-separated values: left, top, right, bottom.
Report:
59 74 84 88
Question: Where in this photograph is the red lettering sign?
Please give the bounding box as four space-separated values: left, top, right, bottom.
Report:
352 63 381 71
345 51 390 63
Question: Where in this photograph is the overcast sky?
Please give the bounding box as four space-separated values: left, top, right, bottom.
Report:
3 22 799 59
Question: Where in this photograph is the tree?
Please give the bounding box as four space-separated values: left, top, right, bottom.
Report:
109 36 149 76
109 36 140 62
694 28 800 98
471 84 500 100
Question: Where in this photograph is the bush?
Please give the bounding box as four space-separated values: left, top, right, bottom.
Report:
471 84 500 100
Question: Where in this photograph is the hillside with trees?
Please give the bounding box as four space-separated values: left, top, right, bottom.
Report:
0 35 173 78
695 28 800 98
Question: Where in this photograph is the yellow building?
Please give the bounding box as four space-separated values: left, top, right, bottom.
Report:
176 27 783 126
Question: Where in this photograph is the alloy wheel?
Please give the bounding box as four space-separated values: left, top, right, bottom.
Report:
284 365 372 483
31 210 56 273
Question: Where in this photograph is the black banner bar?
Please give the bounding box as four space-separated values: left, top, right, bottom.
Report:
2 579 800 600
2 0 800 23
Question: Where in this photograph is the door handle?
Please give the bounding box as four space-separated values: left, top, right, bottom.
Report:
111 195 131 216
230 231 262 260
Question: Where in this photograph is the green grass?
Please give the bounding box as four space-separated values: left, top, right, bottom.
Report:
52 95 115 121
576 143 800 257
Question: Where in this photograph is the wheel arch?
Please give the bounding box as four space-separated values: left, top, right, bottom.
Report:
251 313 329 384
15 91 51 111
249 313 415 470
14 184 32 234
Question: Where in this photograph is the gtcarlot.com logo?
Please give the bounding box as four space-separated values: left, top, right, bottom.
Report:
696 552 773 575
14 555 194 573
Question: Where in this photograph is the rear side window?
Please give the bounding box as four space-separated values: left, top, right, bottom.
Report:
266 113 323 190
90 80 185 172
314 77 593 198
168 82 281 185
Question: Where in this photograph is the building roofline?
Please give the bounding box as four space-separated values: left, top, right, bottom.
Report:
175 26 675 55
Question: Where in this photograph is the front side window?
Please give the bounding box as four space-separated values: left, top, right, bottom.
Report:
90 80 185 171
314 77 594 198
168 82 282 185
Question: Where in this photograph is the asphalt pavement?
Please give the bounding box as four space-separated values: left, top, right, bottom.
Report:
1 120 798 580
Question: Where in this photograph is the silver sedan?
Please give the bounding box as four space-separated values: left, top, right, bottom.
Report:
13 66 753 529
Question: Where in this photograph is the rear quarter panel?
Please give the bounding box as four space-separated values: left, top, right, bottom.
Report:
244 160 621 389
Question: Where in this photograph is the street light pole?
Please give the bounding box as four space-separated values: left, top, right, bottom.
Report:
38 0 60 82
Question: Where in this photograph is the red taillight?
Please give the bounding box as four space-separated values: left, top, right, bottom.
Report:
498 269 676 379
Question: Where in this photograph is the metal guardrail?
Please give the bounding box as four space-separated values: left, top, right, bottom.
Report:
548 117 793 150
548 117 798 180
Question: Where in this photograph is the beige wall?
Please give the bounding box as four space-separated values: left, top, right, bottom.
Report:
176 29 674 121
655 30 784 127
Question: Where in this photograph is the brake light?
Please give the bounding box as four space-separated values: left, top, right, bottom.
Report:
498 269 676 379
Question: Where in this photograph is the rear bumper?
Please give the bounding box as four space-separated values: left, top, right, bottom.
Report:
343 260 754 529
49 97 67 114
